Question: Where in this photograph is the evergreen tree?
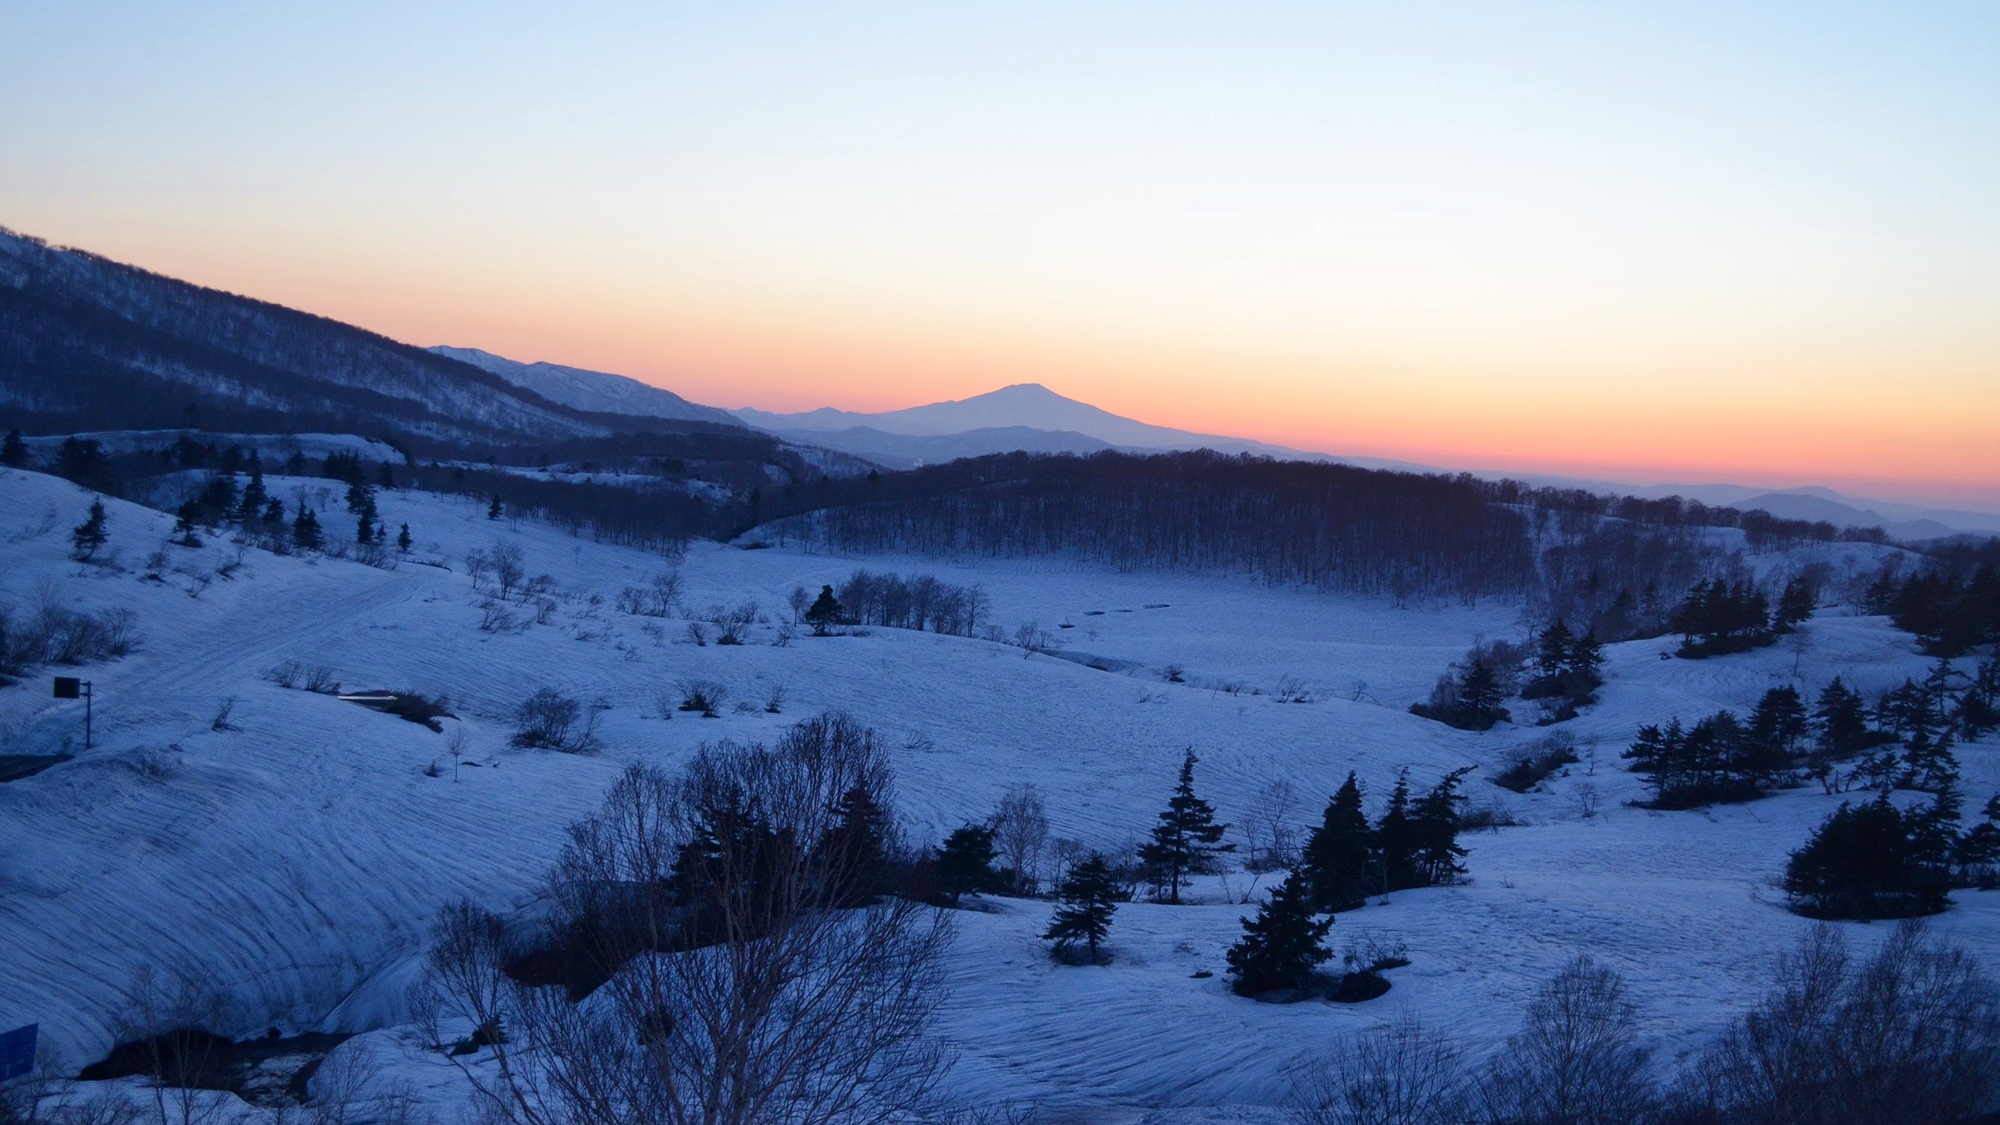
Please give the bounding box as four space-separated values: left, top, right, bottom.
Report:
1743 686 1809 778
1044 852 1121 962
377 462 397 490
397 523 413 553
1774 575 1816 632
488 494 503 520
1900 729 1961 794
54 437 114 492
1371 771 1417 894
70 499 108 561
1299 772 1371 912
1 428 27 468
1138 749 1233 903
818 784 891 904
1564 629 1605 679
1535 621 1574 677
1955 795 2000 879
172 500 204 548
1812 677 1872 759
1409 767 1474 886
1225 870 1332 996
236 454 267 524
1784 791 1952 919
934 824 1000 906
804 585 843 636
262 496 287 527
293 505 323 550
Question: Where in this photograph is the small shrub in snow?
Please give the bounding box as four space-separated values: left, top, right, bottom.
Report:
1494 731 1580 793
764 685 786 714
265 660 303 689
676 679 727 718
210 698 238 732
512 688 597 752
302 665 340 694
684 622 707 646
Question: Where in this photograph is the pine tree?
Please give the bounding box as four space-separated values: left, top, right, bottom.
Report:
236 454 267 525
1564 629 1606 679
70 499 108 561
934 824 1000 906
805 585 843 636
1 428 27 468
1044 852 1121 962
1371 771 1417 894
1138 749 1234 903
1535 621 1574 678
1746 686 1809 774
1409 767 1474 886
397 523 413 553
172 500 204 548
1812 677 1872 759
818 784 891 904
1774 575 1816 632
1300 773 1371 912
1784 791 1951 919
293 505 323 550
262 496 286 527
1225 870 1332 996
488 494 503 520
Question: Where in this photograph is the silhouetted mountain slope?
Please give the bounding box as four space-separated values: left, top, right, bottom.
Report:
0 227 745 454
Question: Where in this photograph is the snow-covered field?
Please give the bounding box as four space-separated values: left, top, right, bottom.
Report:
1 465 1993 1119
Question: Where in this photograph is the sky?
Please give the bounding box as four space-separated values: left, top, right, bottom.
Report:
3 1 1997 507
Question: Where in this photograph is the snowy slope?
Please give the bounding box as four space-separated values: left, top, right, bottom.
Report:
428 346 741 428
1 466 1994 1118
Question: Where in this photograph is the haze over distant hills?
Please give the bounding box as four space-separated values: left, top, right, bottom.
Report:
733 383 1433 471
439 339 1998 538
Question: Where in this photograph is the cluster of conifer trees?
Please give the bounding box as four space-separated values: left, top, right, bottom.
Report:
1620 661 2000 919
1867 555 2000 656
1667 574 1813 658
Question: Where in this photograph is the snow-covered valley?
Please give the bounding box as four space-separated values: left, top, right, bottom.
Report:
2 465 1995 1122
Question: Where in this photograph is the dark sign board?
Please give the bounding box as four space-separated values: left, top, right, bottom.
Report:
0 1024 35 1082
53 677 81 699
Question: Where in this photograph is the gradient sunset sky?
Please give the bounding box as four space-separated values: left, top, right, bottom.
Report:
4 2 1996 506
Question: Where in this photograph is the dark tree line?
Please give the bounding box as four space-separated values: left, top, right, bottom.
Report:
829 569 990 637
761 451 1540 603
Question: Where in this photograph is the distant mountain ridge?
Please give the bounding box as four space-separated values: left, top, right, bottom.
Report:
734 383 1431 471
429 346 741 428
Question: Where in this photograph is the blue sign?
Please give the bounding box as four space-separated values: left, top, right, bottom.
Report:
0 1024 34 1082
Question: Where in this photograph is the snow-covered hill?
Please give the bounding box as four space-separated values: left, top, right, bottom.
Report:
1 466 1994 1118
428 346 742 428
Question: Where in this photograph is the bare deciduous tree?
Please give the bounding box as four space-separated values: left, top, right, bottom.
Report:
421 713 953 1125
1292 1014 1469 1125
1483 956 1654 1125
1682 921 2000 1125
991 784 1049 895
491 544 526 602
1244 778 1300 872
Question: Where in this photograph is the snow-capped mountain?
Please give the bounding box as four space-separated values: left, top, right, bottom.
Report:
736 383 1429 470
429 346 741 428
